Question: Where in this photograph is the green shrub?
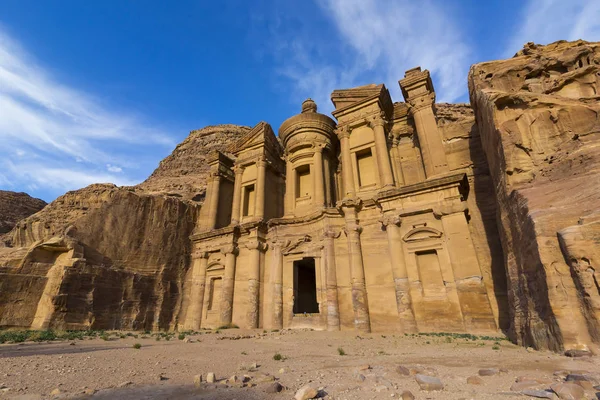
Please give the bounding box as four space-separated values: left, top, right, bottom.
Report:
337 347 346 356
273 352 284 361
178 333 186 340
133 343 141 349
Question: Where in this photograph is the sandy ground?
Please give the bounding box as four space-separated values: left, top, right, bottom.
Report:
0 329 598 400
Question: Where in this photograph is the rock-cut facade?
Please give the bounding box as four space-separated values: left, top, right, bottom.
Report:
185 67 501 335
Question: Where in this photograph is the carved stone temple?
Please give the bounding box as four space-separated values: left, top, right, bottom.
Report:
184 68 499 333
2 41 600 353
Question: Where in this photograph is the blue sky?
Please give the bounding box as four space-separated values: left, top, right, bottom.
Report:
1 0 599 202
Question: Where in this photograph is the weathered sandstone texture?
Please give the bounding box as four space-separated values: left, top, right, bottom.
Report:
0 125 247 330
138 124 250 202
0 191 46 236
469 40 600 351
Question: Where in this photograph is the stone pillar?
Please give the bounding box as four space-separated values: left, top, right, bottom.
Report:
390 136 405 186
185 251 209 330
337 128 356 198
341 200 370 333
399 67 448 178
313 145 325 207
285 157 294 216
254 159 267 219
370 115 395 187
270 240 284 329
323 155 332 206
323 229 340 331
246 240 267 329
220 244 238 326
381 215 417 333
207 173 221 229
230 166 244 225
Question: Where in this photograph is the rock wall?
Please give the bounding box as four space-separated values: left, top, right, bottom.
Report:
469 40 600 352
0 191 46 236
0 125 247 330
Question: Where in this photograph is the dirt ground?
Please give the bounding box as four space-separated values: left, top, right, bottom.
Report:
0 329 598 400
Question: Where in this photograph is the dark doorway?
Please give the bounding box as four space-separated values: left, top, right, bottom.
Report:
293 257 319 314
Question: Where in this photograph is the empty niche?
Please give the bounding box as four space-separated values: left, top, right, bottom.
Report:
296 165 311 198
356 148 376 188
207 277 222 312
416 250 445 297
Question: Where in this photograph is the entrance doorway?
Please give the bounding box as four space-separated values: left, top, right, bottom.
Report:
293 257 319 314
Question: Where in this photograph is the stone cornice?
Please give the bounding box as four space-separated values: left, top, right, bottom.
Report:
375 172 469 204
190 225 238 242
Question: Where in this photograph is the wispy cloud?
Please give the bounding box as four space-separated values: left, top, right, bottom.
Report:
0 26 175 200
265 0 472 111
506 0 600 56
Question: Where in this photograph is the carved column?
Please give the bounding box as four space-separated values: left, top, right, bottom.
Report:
230 166 244 225
207 173 221 229
341 200 371 333
399 68 448 178
370 115 395 187
390 135 405 186
381 215 417 333
254 158 267 219
246 240 267 329
285 156 294 216
323 155 332 206
270 240 285 329
186 251 209 330
220 244 238 326
313 144 325 207
337 128 355 198
323 229 340 331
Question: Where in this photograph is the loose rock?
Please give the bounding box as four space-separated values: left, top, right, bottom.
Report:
400 390 415 400
478 368 499 376
193 375 202 388
550 382 585 400
415 374 443 391
295 384 319 400
467 376 484 385
264 382 283 393
206 372 215 383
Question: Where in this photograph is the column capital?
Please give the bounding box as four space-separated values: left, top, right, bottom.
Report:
269 239 289 251
246 240 268 252
256 158 268 168
335 126 351 140
336 197 362 211
322 228 342 240
367 113 387 129
220 244 239 256
408 92 435 112
233 164 245 175
432 202 468 219
193 250 210 259
313 143 326 152
380 214 402 228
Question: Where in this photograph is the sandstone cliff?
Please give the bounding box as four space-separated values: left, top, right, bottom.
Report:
0 191 46 235
138 124 250 201
0 125 247 330
469 40 600 352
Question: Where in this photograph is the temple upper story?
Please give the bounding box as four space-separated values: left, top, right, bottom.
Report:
196 66 452 231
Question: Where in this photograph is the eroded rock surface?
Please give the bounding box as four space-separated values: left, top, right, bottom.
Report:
469 40 600 351
0 125 247 330
0 191 46 236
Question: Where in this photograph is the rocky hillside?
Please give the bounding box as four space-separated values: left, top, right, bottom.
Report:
138 124 250 201
0 191 46 235
469 40 600 352
0 125 246 331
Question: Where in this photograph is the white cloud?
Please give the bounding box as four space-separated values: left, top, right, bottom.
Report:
0 27 175 199
269 0 472 111
1 161 136 192
106 164 123 173
506 0 600 56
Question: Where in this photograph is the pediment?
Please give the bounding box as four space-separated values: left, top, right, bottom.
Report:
228 121 278 155
403 226 443 242
207 263 225 272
